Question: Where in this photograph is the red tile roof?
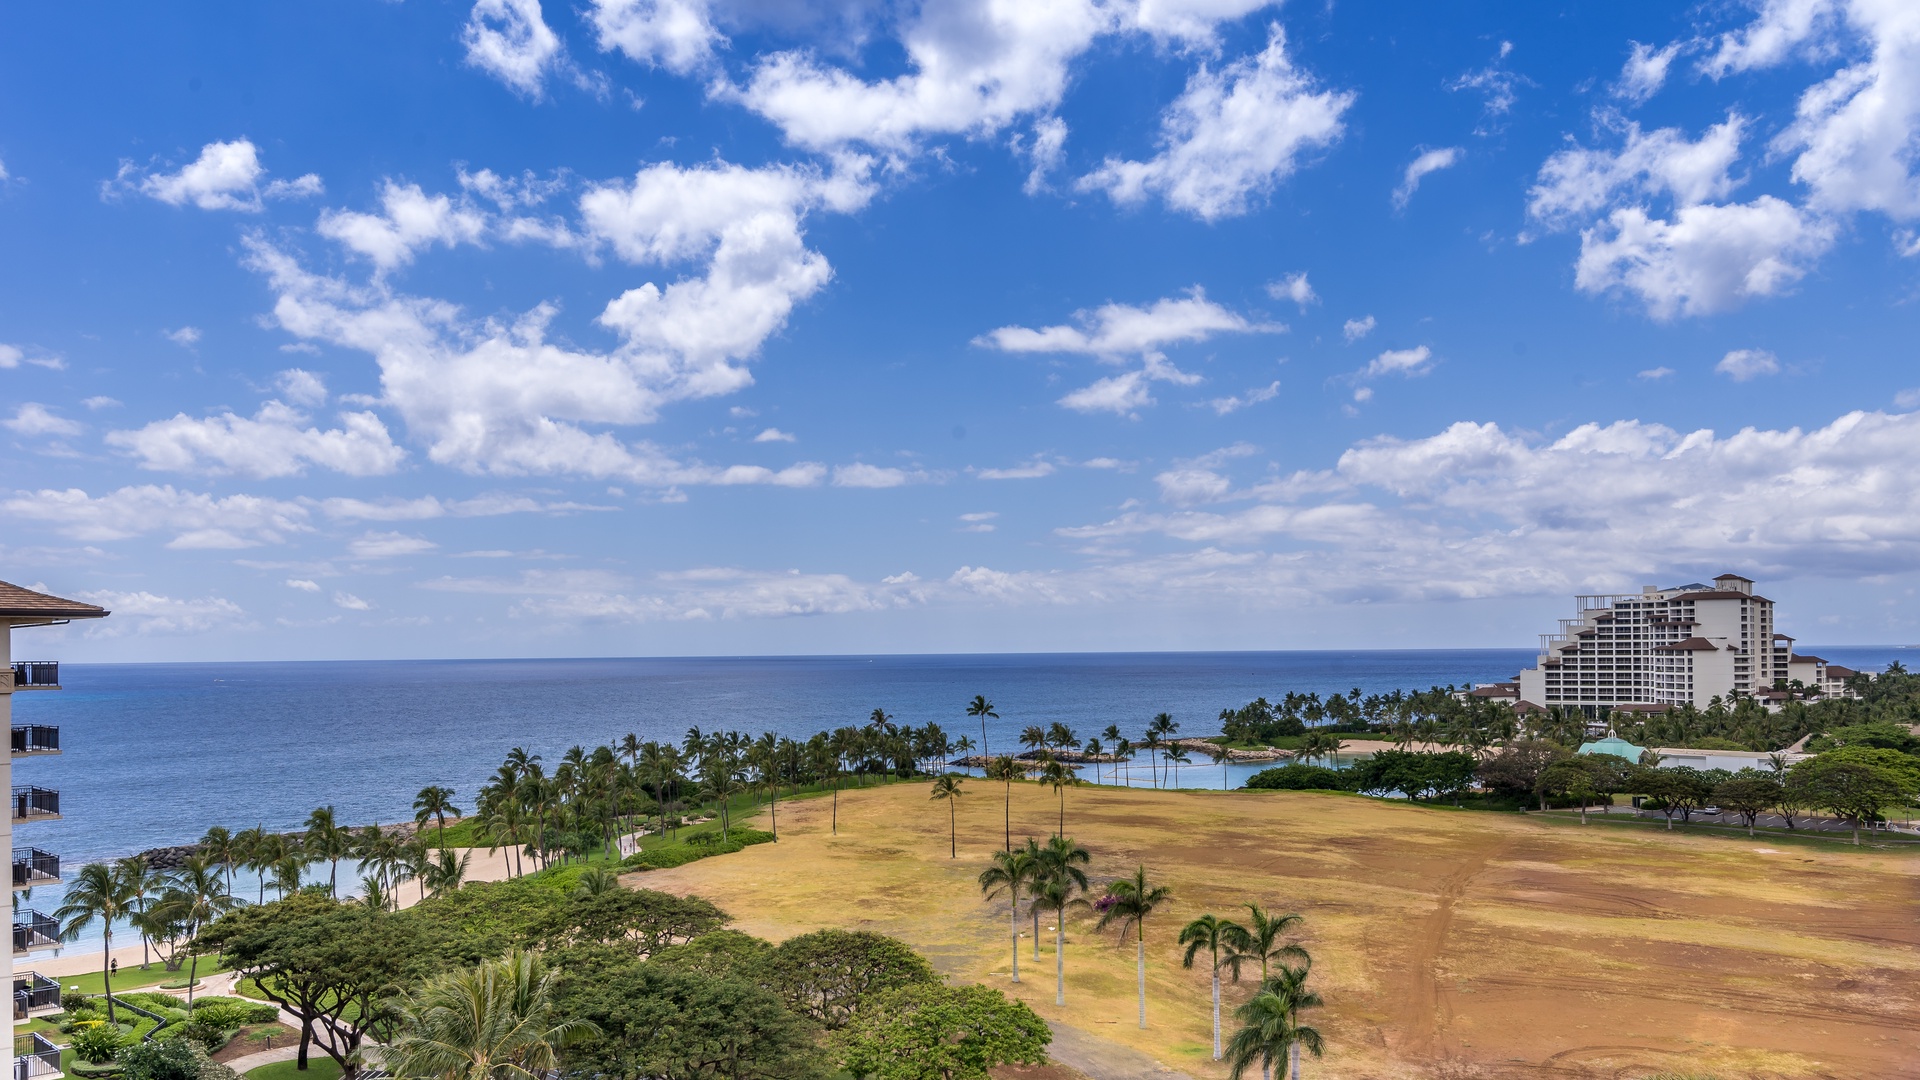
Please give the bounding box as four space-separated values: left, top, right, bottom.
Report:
0 580 109 620
1654 637 1719 652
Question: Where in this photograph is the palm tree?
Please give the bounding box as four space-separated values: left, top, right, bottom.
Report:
199 826 238 891
150 856 240 1004
967 695 998 760
977 847 1036 985
573 867 619 897
1224 974 1324 1080
1225 905 1307 985
273 854 307 899
1180 912 1248 1060
1097 864 1171 1029
377 950 598 1080
930 775 965 858
1033 834 1090 1006
1031 875 1088 1007
1164 746 1192 788
305 806 355 897
238 826 278 903
1101 725 1124 782
115 856 164 969
54 862 135 1023
424 848 471 897
984 755 1022 851
1040 757 1079 834
415 786 462 851
358 875 394 914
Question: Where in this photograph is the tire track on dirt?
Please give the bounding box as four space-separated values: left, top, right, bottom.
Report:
1393 835 1509 1061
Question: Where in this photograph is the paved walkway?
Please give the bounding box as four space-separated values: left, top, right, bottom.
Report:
1045 1023 1197 1080
220 1046 300 1075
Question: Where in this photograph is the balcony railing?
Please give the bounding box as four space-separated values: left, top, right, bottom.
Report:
11 726 59 756
12 787 59 823
10 662 59 691
13 972 59 1019
12 910 58 954
12 847 58 889
14 1031 63 1080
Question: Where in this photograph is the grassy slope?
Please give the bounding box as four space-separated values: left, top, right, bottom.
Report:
633 778 1920 1080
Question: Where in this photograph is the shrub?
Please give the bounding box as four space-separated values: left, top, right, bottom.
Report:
186 1001 276 1028
122 992 187 1010
1244 764 1346 791
622 829 775 870
71 1021 128 1064
118 1038 201 1080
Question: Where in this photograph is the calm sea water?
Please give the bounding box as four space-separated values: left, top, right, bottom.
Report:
12 646 1907 943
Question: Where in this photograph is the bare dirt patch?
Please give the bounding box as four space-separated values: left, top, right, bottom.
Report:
635 781 1920 1079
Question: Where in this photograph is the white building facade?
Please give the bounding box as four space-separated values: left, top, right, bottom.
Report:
5 582 108 1080
1515 574 1826 714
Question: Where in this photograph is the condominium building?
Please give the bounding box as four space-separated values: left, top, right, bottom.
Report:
4 582 108 1080
1514 574 1827 714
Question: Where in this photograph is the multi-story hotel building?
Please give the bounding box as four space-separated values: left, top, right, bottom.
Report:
1514 574 1833 714
4 582 108 1080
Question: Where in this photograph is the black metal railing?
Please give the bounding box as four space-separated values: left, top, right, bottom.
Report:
13 1031 62 1080
12 787 58 821
13 972 59 1019
10 662 58 690
12 848 58 888
12 911 58 953
11 726 59 755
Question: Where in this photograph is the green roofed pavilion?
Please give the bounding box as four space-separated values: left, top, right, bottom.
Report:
1577 736 1644 762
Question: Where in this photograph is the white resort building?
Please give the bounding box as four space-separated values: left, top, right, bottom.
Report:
1508 574 1852 715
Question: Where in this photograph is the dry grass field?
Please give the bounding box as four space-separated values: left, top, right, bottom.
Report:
628 780 1920 1080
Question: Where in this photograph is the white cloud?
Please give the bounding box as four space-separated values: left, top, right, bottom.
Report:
1638 366 1677 380
0 345 65 370
1715 347 1782 381
462 0 564 98
1616 40 1683 104
1 485 311 548
77 590 249 636
588 0 725 76
753 427 797 442
317 182 490 272
275 368 329 407
1770 2 1920 220
286 578 322 592
4 403 84 438
164 326 202 347
1392 147 1462 209
331 591 373 611
1574 196 1836 319
1449 47 1530 133
246 157 856 488
115 139 321 212
1528 115 1748 229
1209 380 1280 415
959 511 999 522
1702 0 1839 78
978 289 1276 415
349 531 438 559
832 463 929 488
424 566 927 622
319 493 612 521
1047 408 1920 603
1341 315 1375 342
1361 345 1435 379
1020 116 1070 195
1266 271 1316 308
975 460 1055 480
1897 387 1920 408
106 401 405 478
1077 25 1352 220
82 397 121 410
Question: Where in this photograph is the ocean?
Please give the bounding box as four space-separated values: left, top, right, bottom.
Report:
11 646 1908 942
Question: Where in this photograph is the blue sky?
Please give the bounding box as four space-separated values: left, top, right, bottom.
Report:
3 0 1919 661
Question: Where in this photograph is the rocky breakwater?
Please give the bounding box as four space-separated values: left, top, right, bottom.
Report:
134 819 434 870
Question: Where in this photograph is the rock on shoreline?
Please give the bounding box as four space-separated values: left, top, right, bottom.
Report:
134 820 432 870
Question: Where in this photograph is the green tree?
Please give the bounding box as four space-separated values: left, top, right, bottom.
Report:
53 861 137 1023
1789 749 1920 844
558 962 824 1080
116 855 166 969
1536 760 1599 823
154 855 242 1004
1096 865 1171 1029
199 826 238 892
415 785 463 851
1180 913 1248 1061
1224 966 1324 1080
977 847 1036 985
929 775 965 858
1713 772 1783 837
199 893 482 1077
764 929 938 1030
305 806 355 897
1223 905 1306 986
965 695 998 762
836 983 1050 1080
378 949 597 1080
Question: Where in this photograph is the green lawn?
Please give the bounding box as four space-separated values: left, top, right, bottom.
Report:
245 1058 342 1080
47 956 227 997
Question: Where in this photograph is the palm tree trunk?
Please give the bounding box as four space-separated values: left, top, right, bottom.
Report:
187 952 200 1006
102 929 117 1024
949 802 956 858
1211 970 1221 1059
1033 906 1041 960
1290 1037 1301 1080
1055 920 1065 1006
1136 934 1147 1028
1010 901 1020 984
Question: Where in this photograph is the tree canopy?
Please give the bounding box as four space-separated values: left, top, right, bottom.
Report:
836 984 1050 1080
